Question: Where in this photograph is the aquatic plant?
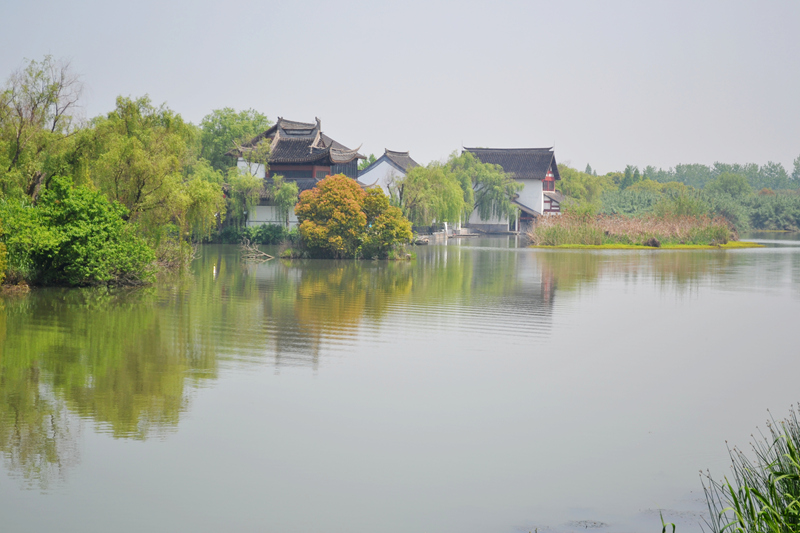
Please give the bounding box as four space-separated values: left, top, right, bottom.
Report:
703 406 800 533
527 213 734 247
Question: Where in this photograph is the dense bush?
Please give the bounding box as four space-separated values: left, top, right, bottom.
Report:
747 194 800 231
0 218 6 285
600 190 663 216
1 176 155 286
599 187 800 232
215 223 297 245
295 175 412 259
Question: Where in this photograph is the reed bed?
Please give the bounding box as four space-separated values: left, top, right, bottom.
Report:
527 214 735 247
703 406 800 533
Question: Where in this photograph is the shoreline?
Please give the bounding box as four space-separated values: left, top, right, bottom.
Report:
529 241 764 250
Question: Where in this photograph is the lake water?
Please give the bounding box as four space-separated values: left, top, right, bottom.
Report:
1 234 799 533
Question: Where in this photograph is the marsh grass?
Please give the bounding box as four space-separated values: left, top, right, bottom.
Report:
527 214 735 247
703 406 800 533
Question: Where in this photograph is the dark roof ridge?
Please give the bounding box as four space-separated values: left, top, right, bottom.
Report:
464 147 559 181
359 148 418 176
463 147 554 152
277 117 318 130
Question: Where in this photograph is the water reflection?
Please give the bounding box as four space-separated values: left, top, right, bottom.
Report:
538 249 735 292
1 241 797 491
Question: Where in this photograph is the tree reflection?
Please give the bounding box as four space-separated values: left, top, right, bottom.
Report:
537 249 735 292
0 244 558 486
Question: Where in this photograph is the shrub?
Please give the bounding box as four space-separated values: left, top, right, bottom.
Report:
704 172 753 199
747 194 800 231
1 176 155 286
249 223 289 245
360 188 414 259
653 192 710 218
0 217 6 285
600 189 663 215
215 224 297 245
217 225 245 244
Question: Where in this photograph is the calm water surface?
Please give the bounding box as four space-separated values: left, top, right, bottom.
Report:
1 235 799 532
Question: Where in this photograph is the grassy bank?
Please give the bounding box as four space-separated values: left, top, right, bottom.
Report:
534 241 762 250
527 213 741 248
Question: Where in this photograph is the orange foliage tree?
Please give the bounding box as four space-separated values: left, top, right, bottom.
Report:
294 174 412 258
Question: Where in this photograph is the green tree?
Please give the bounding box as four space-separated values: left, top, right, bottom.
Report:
81 96 226 248
585 163 593 175
792 154 800 183
184 162 227 240
391 164 468 226
85 96 195 225
360 188 413 259
627 178 664 193
199 108 271 172
358 153 377 171
3 176 154 286
705 172 752 199
0 56 83 198
673 163 714 188
295 174 411 258
226 168 262 228
557 165 616 204
713 162 759 186
620 165 641 189
447 152 520 221
270 174 299 227
755 161 790 190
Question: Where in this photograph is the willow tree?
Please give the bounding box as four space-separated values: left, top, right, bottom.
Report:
271 174 299 227
446 151 521 222
82 96 225 243
391 163 468 226
0 56 84 198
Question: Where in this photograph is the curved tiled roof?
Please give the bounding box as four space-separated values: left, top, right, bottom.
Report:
384 150 419 172
229 117 364 165
359 148 420 176
269 138 330 164
463 147 560 180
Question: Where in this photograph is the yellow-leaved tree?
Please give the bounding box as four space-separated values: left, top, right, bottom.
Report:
294 175 412 259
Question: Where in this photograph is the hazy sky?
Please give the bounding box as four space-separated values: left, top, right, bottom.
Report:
2 0 798 173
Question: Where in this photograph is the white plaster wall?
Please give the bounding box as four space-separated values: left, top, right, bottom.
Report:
237 157 266 179
467 209 508 225
358 160 403 195
247 205 299 228
516 179 544 213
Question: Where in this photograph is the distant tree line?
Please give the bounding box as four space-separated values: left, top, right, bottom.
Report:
560 157 800 232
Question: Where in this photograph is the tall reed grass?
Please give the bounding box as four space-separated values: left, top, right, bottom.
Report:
527 214 734 247
703 406 800 533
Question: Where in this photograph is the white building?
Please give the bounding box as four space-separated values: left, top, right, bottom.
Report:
357 149 419 195
463 147 563 233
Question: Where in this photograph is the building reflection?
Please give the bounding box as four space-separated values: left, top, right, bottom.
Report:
2 243 764 487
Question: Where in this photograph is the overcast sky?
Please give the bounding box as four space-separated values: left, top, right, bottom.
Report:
2 0 798 173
